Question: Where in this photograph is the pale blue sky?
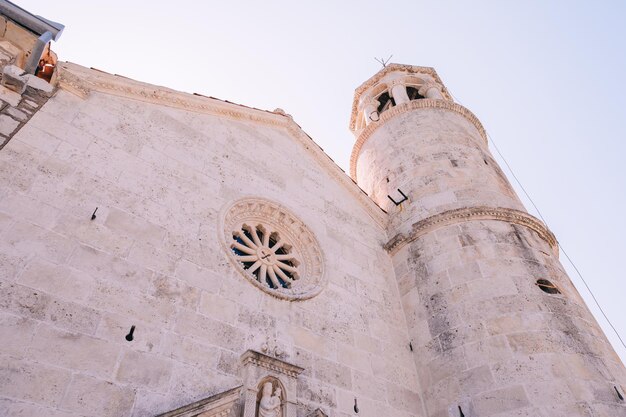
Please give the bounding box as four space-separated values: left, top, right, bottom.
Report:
18 0 626 362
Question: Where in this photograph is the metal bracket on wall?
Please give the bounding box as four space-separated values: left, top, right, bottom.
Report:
387 189 409 206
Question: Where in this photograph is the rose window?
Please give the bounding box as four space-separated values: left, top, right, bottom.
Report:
220 198 325 300
231 224 299 289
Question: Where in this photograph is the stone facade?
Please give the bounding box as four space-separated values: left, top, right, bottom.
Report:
0 7 625 417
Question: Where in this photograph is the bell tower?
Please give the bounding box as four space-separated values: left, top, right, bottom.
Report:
350 64 626 416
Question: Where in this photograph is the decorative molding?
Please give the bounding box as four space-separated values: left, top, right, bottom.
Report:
54 62 388 229
220 197 326 301
349 63 453 131
383 206 558 256
349 99 488 180
156 385 242 417
240 350 305 379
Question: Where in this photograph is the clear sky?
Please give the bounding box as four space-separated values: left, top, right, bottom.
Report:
17 0 626 362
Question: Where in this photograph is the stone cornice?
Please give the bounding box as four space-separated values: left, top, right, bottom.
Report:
156 385 242 417
349 99 488 180
53 62 388 229
240 350 305 378
383 206 558 256
349 64 452 131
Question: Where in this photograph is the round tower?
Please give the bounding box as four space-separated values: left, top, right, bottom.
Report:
350 64 626 417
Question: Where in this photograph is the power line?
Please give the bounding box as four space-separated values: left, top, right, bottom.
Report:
451 92 626 350
488 131 626 350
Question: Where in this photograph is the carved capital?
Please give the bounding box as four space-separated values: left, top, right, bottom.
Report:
389 78 406 88
417 81 441 97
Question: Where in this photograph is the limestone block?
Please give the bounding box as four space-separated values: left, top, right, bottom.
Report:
457 364 495 397
296 377 337 409
175 259 223 293
96 312 163 353
0 114 19 136
18 258 95 302
287 324 337 360
313 357 352 390
160 332 220 370
352 369 385 400
0 40 22 66
174 308 246 350
68 244 155 293
116 349 173 390
336 343 372 374
386 382 421 413
61 374 135 417
0 251 28 282
29 110 95 150
1 64 27 94
472 385 530 415
0 399 78 417
0 190 61 229
39 89 82 124
5 106 27 121
104 207 166 246
216 349 239 376
199 291 239 324
127 241 178 276
13 123 62 155
151 274 201 310
88 282 176 328
53 213 135 257
0 312 37 358
28 324 120 378
24 74 54 96
165 363 239 414
0 356 71 407
462 335 513 369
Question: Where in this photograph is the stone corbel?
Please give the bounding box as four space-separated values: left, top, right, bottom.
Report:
418 82 444 100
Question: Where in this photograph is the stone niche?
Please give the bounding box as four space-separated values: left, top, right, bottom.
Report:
157 350 309 417
240 350 304 417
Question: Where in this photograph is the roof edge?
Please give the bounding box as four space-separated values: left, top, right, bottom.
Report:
54 62 389 229
0 0 64 40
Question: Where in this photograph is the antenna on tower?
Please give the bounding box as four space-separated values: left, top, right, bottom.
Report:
374 55 393 68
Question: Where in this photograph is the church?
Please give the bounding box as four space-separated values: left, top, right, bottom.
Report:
1 2 625 417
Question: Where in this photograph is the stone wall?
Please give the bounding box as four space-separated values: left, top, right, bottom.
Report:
395 219 626 417
0 66 423 417
0 66 54 149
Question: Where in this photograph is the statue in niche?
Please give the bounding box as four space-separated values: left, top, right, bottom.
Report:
258 381 282 417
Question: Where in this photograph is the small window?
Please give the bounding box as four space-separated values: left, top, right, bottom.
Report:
407 86 425 100
376 91 395 113
536 279 560 294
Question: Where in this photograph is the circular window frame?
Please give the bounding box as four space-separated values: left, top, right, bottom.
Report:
219 197 326 301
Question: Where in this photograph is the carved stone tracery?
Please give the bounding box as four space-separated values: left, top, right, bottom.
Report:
220 198 325 300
